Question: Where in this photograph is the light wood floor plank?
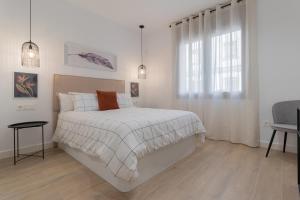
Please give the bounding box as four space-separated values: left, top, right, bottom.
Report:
0 140 299 200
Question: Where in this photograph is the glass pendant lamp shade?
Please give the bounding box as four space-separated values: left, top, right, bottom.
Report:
21 41 40 67
138 64 146 79
21 0 40 68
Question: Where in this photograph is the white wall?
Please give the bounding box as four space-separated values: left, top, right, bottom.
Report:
258 0 300 152
143 30 173 109
0 0 140 157
143 0 300 152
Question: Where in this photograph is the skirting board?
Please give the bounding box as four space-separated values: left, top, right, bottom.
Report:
260 140 297 154
0 142 53 160
0 140 295 160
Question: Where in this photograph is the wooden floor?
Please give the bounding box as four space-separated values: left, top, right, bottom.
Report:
0 140 299 200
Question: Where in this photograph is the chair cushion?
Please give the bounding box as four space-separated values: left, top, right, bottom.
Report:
271 123 297 133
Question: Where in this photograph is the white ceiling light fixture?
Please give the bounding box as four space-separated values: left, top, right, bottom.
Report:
138 25 146 79
21 0 40 68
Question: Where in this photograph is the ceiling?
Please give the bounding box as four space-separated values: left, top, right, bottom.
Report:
65 0 225 33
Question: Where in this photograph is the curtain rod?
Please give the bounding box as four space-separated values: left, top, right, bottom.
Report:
169 0 243 28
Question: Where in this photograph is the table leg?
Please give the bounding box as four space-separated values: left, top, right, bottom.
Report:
297 109 300 192
42 125 44 159
17 129 19 157
13 128 16 165
297 127 300 192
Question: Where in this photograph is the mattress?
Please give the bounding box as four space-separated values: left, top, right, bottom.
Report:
53 107 206 181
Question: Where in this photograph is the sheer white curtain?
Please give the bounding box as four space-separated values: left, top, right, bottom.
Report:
171 0 259 146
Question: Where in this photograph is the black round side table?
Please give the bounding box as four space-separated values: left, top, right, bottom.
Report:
8 121 48 165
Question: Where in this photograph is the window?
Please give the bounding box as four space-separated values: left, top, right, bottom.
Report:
178 41 203 97
211 30 242 94
177 30 243 98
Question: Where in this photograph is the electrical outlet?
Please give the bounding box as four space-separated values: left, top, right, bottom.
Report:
16 104 35 111
264 121 271 127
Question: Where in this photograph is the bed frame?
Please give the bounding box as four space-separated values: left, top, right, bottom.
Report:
53 74 197 192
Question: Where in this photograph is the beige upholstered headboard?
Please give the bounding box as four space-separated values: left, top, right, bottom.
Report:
53 74 125 128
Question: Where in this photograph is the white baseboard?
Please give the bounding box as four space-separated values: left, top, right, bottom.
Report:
0 141 294 160
0 142 54 160
260 140 297 154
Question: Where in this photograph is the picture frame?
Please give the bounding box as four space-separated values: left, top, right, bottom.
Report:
14 72 38 98
130 82 139 97
64 42 117 71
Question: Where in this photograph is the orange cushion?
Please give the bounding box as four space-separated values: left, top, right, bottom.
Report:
96 91 119 111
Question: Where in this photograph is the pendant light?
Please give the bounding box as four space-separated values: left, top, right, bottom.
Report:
138 25 146 79
21 0 40 68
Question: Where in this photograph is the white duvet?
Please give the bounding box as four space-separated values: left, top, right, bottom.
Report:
53 107 206 181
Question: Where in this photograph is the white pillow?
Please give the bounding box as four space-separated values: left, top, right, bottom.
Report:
117 93 134 108
69 92 98 112
58 93 74 112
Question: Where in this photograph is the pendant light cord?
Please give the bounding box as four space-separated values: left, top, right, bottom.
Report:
141 27 143 65
29 0 31 42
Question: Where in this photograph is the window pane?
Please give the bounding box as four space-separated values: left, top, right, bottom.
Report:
178 41 203 97
211 30 242 94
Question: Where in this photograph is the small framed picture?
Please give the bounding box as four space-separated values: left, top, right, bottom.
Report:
130 82 139 97
14 72 38 98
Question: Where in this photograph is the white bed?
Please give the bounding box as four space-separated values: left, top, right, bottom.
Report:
52 75 206 192
59 135 197 192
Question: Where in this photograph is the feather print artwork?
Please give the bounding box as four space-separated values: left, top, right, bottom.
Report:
64 42 117 71
67 53 114 69
77 53 114 69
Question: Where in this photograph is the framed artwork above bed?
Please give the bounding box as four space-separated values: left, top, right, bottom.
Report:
64 42 117 72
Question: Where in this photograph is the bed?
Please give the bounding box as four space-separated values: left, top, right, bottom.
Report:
52 74 206 192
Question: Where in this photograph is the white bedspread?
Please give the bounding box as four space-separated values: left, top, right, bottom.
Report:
53 108 206 181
